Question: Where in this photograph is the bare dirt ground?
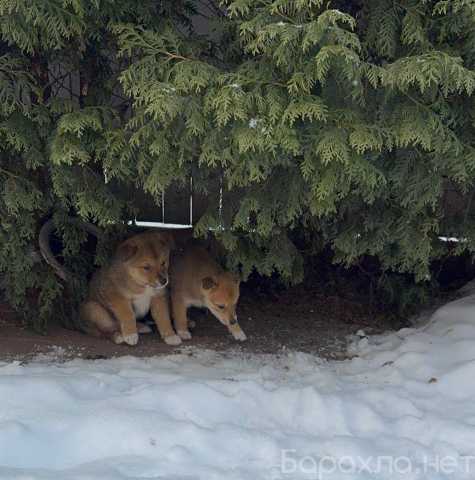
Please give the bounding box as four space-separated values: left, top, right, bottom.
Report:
0 286 402 363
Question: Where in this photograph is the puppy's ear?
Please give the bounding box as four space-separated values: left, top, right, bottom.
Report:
202 276 218 290
155 231 175 250
116 241 138 262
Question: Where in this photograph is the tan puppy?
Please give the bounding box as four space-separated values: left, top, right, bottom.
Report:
170 245 246 342
80 231 181 346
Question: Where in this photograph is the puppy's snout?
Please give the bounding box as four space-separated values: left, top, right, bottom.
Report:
158 274 168 286
230 318 237 325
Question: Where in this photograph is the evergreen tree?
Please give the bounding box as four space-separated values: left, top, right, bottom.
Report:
0 0 194 328
2 0 475 327
115 0 475 280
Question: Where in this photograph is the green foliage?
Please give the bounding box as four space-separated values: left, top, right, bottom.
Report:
2 0 475 327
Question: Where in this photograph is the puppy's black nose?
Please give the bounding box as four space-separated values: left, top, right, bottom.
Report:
158 275 168 286
230 318 237 325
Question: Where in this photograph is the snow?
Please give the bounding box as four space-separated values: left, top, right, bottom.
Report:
3 294 475 479
249 118 259 128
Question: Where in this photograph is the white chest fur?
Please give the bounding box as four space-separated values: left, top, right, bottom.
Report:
132 287 156 319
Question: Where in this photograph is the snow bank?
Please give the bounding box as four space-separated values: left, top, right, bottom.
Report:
2 295 475 479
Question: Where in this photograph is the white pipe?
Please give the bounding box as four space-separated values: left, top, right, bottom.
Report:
127 220 192 229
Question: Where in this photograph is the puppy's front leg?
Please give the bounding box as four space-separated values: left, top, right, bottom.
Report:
109 296 138 346
151 291 182 346
228 322 247 341
172 296 192 341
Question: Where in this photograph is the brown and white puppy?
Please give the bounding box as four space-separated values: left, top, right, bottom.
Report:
80 231 181 346
169 245 246 342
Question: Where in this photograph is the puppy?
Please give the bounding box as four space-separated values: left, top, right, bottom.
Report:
169 245 246 342
80 231 181 346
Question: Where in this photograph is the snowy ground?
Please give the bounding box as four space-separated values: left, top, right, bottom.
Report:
2 296 475 479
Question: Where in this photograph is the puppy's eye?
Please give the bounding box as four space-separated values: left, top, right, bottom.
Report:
161 260 166 268
216 304 225 310
143 265 151 271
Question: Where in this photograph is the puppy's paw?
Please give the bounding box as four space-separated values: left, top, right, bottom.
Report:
177 329 192 341
112 332 124 344
164 334 182 346
231 328 247 342
123 332 139 346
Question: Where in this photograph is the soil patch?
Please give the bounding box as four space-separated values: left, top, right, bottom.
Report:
0 285 401 362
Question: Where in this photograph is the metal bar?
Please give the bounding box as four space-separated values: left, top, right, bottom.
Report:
189 176 193 226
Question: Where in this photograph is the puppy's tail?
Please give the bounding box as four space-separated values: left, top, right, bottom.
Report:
39 218 101 281
39 217 102 331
